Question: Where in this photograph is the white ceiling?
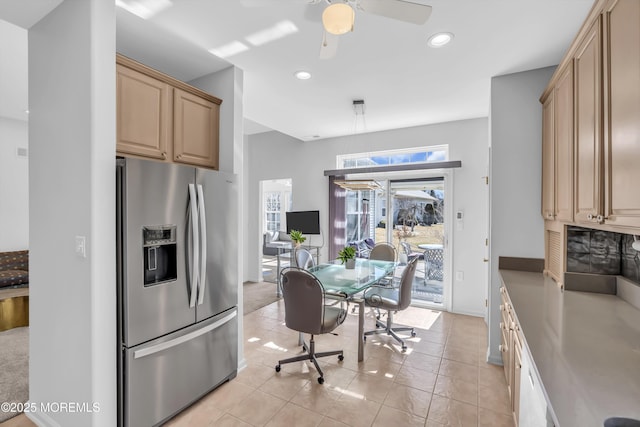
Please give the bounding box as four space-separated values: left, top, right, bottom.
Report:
1 0 594 141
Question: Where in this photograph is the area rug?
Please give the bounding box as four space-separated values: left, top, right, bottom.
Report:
0 326 28 423
243 281 280 315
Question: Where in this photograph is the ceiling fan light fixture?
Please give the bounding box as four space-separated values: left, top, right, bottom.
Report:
322 3 355 35
427 32 454 48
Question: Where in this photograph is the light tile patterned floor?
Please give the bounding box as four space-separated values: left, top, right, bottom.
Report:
167 301 514 427
1 301 513 427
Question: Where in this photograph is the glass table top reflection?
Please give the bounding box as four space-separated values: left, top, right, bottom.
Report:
308 259 396 296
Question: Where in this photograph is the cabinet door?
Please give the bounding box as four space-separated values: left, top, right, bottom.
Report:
554 63 574 223
116 64 170 160
173 88 219 170
574 18 603 224
512 330 522 426
541 94 555 220
603 0 640 228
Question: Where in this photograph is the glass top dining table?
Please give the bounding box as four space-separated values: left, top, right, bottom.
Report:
308 259 396 296
307 258 396 362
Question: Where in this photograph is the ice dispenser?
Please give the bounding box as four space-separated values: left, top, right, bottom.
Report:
143 225 177 286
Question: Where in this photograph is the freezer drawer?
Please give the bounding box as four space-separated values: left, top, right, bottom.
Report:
122 308 238 427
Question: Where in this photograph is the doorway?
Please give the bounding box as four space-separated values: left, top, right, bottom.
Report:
259 179 292 282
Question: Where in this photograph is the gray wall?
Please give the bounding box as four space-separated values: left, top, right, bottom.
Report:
246 118 490 317
29 0 116 425
488 66 555 363
0 117 28 251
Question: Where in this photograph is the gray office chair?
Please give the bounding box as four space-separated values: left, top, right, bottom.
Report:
368 242 397 262
369 242 397 288
363 257 418 351
294 248 315 270
276 268 347 384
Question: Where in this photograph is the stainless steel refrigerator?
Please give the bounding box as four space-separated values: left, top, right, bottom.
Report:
116 158 238 427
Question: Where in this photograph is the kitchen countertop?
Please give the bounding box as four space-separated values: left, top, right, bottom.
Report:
500 270 640 427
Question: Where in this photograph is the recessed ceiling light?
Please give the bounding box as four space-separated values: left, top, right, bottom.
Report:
294 70 312 80
427 32 454 48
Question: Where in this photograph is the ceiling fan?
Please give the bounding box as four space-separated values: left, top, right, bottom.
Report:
242 0 432 59
318 0 432 58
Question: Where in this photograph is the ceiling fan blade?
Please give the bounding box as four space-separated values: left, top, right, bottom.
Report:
319 32 339 59
358 0 432 25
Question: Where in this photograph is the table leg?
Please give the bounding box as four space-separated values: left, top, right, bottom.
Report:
356 297 365 362
276 249 282 297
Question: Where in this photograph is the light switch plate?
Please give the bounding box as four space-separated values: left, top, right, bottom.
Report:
75 236 86 258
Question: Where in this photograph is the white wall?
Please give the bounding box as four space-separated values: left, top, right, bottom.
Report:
245 118 489 316
28 0 116 426
487 66 555 364
0 117 28 251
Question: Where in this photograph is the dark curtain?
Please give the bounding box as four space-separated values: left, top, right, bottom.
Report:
328 175 346 260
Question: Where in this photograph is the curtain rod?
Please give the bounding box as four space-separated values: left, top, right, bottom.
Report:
323 160 462 177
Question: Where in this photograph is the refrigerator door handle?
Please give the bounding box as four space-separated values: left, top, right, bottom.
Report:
133 309 237 359
188 184 199 308
197 184 207 305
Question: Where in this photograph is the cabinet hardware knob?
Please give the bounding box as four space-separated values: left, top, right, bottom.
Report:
161 152 167 160
587 214 593 220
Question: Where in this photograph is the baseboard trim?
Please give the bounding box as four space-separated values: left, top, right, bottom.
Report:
26 404 62 427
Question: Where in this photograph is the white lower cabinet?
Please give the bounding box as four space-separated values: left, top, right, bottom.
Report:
519 346 551 427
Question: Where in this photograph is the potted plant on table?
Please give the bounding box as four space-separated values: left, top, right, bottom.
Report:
337 246 356 269
289 229 306 248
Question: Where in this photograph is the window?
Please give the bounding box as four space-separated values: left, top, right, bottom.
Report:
336 145 448 170
265 192 281 232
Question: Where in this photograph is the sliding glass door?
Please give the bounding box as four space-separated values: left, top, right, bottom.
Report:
389 179 445 305
341 177 448 307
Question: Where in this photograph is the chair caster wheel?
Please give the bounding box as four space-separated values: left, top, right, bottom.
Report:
275 365 281 372
411 331 417 337
401 345 407 352
318 377 324 384
338 354 344 361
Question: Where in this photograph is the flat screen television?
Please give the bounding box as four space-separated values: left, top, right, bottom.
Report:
286 210 320 235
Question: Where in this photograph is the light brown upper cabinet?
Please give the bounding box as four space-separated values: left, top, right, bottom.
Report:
554 64 574 223
541 94 555 220
116 64 171 161
540 0 640 283
116 54 222 170
574 17 603 225
541 62 574 223
602 0 640 228
173 89 219 169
